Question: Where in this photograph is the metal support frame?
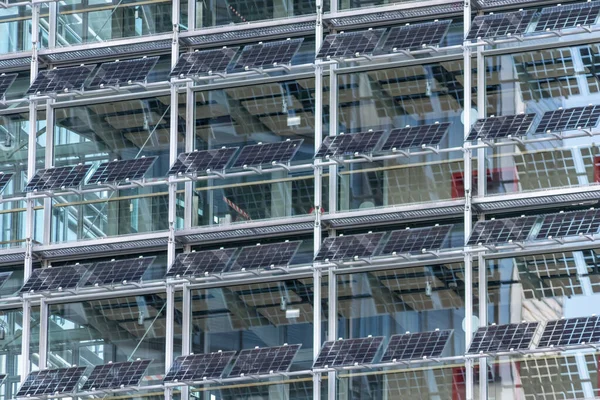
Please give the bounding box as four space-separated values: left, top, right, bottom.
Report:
38 298 48 370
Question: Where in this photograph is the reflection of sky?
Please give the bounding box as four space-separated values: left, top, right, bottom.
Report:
564 293 600 318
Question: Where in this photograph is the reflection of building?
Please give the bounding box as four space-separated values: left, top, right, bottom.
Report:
1 0 600 399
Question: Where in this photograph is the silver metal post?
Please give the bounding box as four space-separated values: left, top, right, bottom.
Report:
478 252 488 399
476 46 486 198
312 268 322 400
20 299 31 383
327 268 337 399
38 298 48 370
328 64 338 215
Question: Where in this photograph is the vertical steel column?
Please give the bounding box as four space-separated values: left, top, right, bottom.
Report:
463 1 474 399
476 47 486 198
187 0 196 32
328 65 338 214
327 268 337 399
38 298 48 370
184 84 195 228
165 3 180 398
48 2 57 48
42 100 55 246
476 42 488 400
21 4 40 383
478 252 488 399
313 3 324 398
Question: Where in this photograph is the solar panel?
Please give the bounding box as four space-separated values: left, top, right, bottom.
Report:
317 29 385 59
163 351 237 382
88 57 159 88
313 336 384 368
315 131 384 158
0 172 14 193
19 264 91 293
87 157 157 185
24 164 92 192
0 73 17 98
16 366 87 396
382 20 452 52
466 10 535 40
80 360 152 391
539 316 600 348
381 225 453 254
535 2 600 32
381 123 451 151
467 216 538 246
231 139 303 168
467 322 539 354
535 105 600 134
229 344 301 376
168 148 238 176
27 65 95 95
314 232 385 261
466 113 536 140
170 48 239 77
535 209 600 239
381 329 453 362
233 38 303 70
229 241 301 271
166 248 237 277
84 256 155 287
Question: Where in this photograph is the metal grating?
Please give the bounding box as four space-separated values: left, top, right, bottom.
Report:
177 222 314 244
326 206 465 228
181 22 315 46
474 191 600 212
0 56 31 71
36 237 169 259
42 40 171 63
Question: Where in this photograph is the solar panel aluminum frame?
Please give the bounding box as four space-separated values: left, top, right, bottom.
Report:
229 241 301 272
80 359 152 391
88 56 160 89
163 351 237 383
381 329 453 362
0 73 17 100
228 344 302 376
167 147 239 176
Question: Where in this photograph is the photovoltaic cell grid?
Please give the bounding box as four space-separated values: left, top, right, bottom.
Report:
0 172 14 193
539 316 600 348
230 241 301 271
467 322 539 354
88 57 159 88
81 359 152 391
380 329 453 362
535 105 600 133
0 73 17 98
24 164 92 192
16 366 87 396
535 2 600 32
231 139 303 168
87 157 157 185
535 209 600 239
19 264 92 293
233 38 304 70
381 123 451 151
168 148 238 175
466 10 535 40
313 336 384 368
381 225 453 254
84 257 155 287
315 131 384 158
166 248 237 277
317 29 386 59
466 113 536 140
26 65 95 95
466 216 539 245
382 20 452 52
163 351 237 382
314 232 385 261
170 48 239 77
229 344 301 376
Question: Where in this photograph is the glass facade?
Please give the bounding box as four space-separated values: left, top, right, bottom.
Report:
0 0 600 399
